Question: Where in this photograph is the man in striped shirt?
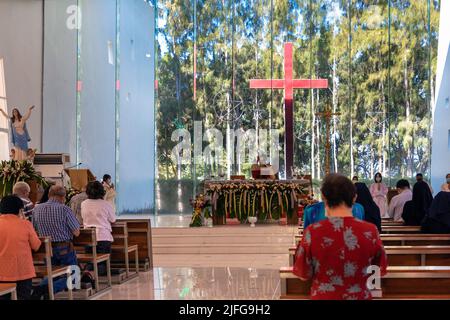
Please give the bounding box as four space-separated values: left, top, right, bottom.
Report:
32 185 80 299
13 182 34 221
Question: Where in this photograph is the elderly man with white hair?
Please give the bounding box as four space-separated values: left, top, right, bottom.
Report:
12 181 34 221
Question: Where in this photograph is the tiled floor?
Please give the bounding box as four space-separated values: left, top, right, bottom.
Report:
103 214 292 300
95 267 280 300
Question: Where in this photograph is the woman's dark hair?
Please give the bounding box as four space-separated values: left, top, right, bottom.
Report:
374 172 382 182
446 173 450 179
86 181 106 200
40 185 52 204
396 179 410 189
103 174 112 182
352 176 359 181
320 174 356 208
11 108 22 123
0 195 24 215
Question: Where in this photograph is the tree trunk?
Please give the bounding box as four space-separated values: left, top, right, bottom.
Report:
316 90 321 180
332 55 338 172
311 89 315 180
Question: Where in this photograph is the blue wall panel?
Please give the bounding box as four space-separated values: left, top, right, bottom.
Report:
78 0 116 180
117 0 155 213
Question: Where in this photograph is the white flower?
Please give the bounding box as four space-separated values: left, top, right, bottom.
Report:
329 217 344 231
344 227 360 250
344 262 357 277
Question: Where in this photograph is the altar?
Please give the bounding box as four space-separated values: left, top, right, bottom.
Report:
201 179 312 226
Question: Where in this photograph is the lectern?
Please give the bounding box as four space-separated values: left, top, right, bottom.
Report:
65 169 96 191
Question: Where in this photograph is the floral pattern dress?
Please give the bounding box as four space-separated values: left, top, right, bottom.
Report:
293 216 387 300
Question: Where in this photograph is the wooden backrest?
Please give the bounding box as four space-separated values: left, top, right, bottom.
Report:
111 222 128 247
33 237 52 266
117 218 152 266
295 234 450 246
73 227 97 258
280 266 450 299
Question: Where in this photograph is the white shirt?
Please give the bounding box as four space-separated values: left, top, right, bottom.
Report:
388 189 412 222
81 199 116 242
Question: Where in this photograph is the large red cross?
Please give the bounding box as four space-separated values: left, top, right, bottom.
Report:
250 42 328 179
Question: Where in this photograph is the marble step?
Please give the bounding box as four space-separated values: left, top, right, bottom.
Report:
152 243 291 254
152 234 294 245
152 226 298 236
153 253 289 269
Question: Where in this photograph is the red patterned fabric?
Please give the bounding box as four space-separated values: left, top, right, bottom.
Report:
293 216 387 300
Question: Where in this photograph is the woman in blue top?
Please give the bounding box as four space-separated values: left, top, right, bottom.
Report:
303 201 365 229
0 106 34 160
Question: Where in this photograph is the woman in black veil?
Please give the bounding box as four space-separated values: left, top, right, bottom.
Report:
421 192 450 233
402 181 433 226
355 182 382 232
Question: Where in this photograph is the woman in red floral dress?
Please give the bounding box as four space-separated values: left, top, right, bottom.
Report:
293 174 388 300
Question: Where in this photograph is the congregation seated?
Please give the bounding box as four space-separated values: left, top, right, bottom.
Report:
421 191 450 234
355 182 382 232
402 180 433 226
81 181 116 276
441 173 450 192
0 196 41 300
293 174 387 300
387 179 412 223
302 201 364 229
12 181 34 221
32 185 80 299
69 186 88 224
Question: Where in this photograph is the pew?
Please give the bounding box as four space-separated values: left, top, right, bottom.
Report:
117 218 153 271
288 245 450 267
381 226 422 234
295 234 450 246
280 266 450 299
381 234 450 246
33 237 73 300
0 283 17 300
73 228 112 294
298 225 421 235
110 222 139 282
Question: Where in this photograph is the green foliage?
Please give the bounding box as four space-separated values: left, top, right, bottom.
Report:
156 0 440 186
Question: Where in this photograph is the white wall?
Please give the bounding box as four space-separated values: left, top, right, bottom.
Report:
431 0 450 194
0 0 43 153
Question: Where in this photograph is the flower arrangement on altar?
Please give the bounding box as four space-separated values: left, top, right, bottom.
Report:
201 181 309 223
189 193 211 227
0 160 48 197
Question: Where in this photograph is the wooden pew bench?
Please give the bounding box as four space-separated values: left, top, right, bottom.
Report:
110 222 139 283
0 283 17 300
33 237 73 300
298 225 422 235
116 218 153 271
288 245 450 267
73 228 112 295
280 266 450 299
295 234 450 246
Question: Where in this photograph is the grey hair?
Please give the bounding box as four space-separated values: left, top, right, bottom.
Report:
13 181 31 196
49 185 66 198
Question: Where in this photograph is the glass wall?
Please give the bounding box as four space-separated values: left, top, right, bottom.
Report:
0 59 8 160
156 0 440 214
43 0 155 214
